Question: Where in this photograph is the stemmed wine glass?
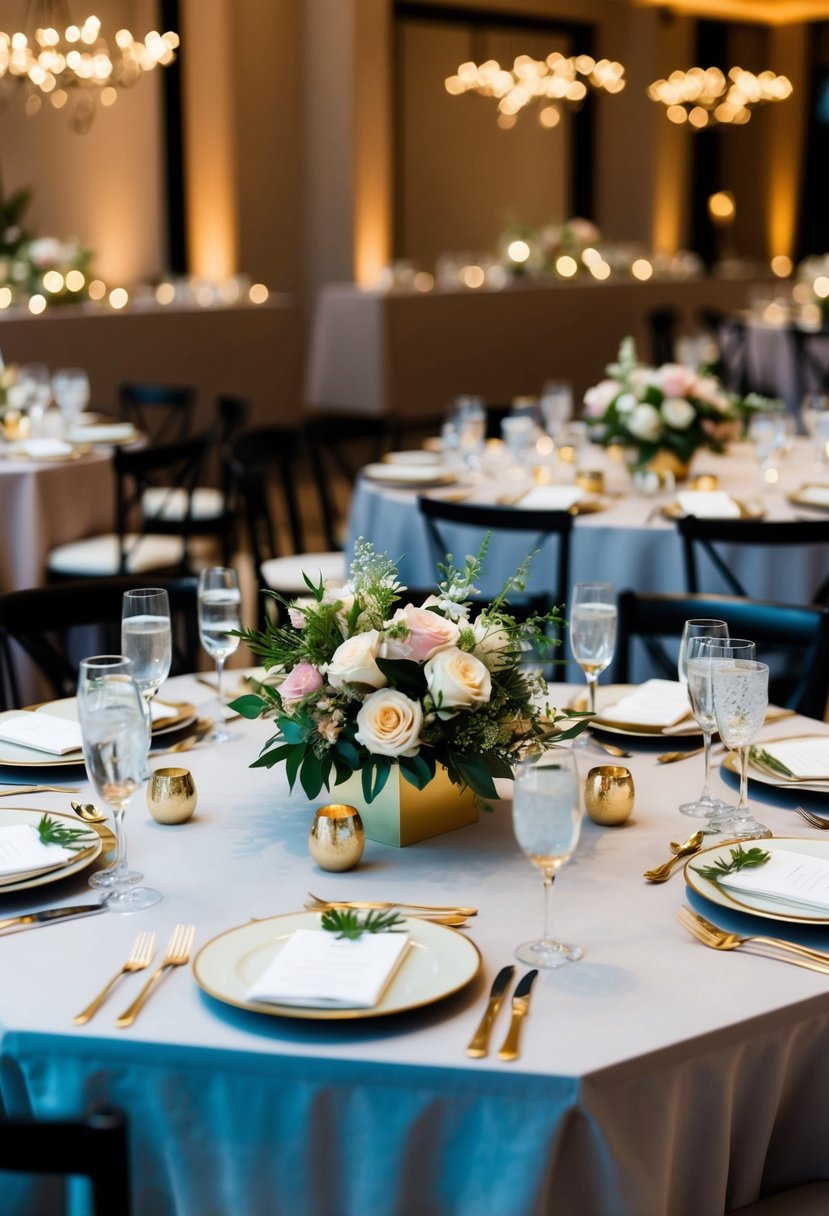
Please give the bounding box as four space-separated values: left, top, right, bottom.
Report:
677 619 728 819
77 656 161 911
197 567 242 743
121 588 173 759
511 748 583 968
51 368 91 431
570 582 617 715
708 643 770 840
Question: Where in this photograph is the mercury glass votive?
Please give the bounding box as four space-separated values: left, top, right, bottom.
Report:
309 804 365 872
584 766 635 826
147 767 197 824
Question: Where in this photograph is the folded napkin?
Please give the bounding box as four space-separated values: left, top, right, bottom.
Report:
0 824 83 878
676 491 741 519
68 423 135 444
599 679 691 727
517 486 583 510
758 738 829 780
11 438 75 459
718 849 829 915
0 712 83 755
798 484 829 508
245 928 410 1009
150 700 179 724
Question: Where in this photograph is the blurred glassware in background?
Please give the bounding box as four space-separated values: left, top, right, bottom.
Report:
12 363 51 436
748 409 795 489
800 393 829 465
539 380 573 441
501 412 536 468
51 368 91 429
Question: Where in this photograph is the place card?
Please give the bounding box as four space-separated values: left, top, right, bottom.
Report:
0 713 83 755
517 486 583 510
760 738 829 780
10 438 76 460
245 928 410 1009
719 849 829 915
600 679 690 727
675 490 741 519
0 824 79 877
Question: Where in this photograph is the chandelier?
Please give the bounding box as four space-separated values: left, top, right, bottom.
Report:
0 0 179 132
647 66 792 128
445 52 626 129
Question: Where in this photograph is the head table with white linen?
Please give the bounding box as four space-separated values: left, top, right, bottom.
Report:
346 438 829 621
1 672 829 1216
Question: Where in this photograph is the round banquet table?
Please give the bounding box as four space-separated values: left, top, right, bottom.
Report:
346 438 829 622
1 672 829 1215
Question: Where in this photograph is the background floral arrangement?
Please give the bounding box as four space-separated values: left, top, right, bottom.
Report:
1 183 93 305
583 336 772 469
232 540 588 805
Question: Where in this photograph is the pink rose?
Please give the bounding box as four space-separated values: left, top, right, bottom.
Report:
383 604 460 662
658 363 696 398
280 661 323 705
583 379 621 416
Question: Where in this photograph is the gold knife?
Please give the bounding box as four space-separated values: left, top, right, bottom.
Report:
465 965 515 1058
497 969 538 1062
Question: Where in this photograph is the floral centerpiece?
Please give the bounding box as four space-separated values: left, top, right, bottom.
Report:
1 184 93 306
583 336 771 473
231 540 589 815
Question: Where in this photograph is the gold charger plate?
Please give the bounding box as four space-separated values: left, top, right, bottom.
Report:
0 806 102 894
193 911 480 1021
569 684 700 739
724 734 829 796
685 836 829 925
661 499 765 520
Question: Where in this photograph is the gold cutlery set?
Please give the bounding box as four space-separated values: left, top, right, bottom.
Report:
304 892 477 928
466 965 538 1061
676 907 829 974
71 924 196 1028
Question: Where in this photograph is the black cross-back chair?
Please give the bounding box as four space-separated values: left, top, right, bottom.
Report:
303 413 401 551
118 381 197 444
615 590 829 720
0 1105 131 1216
47 437 212 580
791 324 829 401
0 575 200 710
675 515 829 605
416 496 573 676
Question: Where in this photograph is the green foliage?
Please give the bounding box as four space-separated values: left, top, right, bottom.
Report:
691 845 771 883
320 907 407 940
36 814 96 853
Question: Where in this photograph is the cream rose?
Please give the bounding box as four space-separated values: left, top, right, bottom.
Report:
627 402 663 443
425 646 492 711
661 397 696 430
325 630 387 690
355 689 423 757
383 604 460 662
658 363 696 398
583 379 620 416
472 617 513 670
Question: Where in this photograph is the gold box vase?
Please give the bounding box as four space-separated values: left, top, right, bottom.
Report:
644 449 691 483
333 762 479 847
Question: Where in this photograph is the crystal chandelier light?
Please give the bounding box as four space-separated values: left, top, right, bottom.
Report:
445 52 626 129
647 66 792 128
0 0 179 132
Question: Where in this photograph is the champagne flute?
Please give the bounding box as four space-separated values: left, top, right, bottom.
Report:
570 583 617 715
677 619 728 819
121 588 172 757
709 645 770 840
77 656 161 911
512 748 583 968
198 567 242 743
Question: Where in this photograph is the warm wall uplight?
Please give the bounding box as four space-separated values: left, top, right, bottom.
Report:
771 254 793 277
249 283 269 304
632 259 653 280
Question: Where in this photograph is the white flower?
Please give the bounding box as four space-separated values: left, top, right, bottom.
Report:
627 403 663 443
661 397 696 430
355 689 423 757
425 647 492 712
629 368 653 395
472 617 513 670
615 391 638 416
583 379 620 415
325 630 387 690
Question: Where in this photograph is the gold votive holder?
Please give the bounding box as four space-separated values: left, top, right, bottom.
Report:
558 443 576 464
576 468 605 494
147 766 197 824
1 410 30 442
309 803 365 871
691 472 719 491
584 766 635 826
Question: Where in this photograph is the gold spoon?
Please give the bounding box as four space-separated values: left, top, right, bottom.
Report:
657 746 705 764
585 736 632 759
643 829 705 883
71 799 107 824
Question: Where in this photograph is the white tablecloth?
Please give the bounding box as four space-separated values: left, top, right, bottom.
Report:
2 674 829 1214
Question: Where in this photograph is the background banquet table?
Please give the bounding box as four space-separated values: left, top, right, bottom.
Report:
347 439 829 629
2 674 829 1215
720 319 829 418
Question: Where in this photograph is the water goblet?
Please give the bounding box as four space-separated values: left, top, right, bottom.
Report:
51 368 91 430
677 619 728 819
570 582 617 715
800 393 829 465
710 650 770 840
512 749 583 967
539 380 573 442
197 567 242 743
77 656 162 911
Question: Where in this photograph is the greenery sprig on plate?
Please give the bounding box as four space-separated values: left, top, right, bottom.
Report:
321 907 406 940
749 746 795 779
691 844 771 883
36 813 95 853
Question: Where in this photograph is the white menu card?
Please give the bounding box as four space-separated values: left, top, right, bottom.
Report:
676 491 741 519
0 713 83 755
719 849 829 915
246 928 410 1009
0 824 84 877
600 680 690 727
760 739 829 780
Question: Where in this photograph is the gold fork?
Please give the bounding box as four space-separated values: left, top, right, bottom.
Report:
115 924 195 1027
306 891 478 917
792 804 829 830
676 907 829 972
73 931 156 1025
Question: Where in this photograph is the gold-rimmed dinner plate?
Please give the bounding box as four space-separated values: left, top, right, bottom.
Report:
787 484 829 513
193 911 480 1021
724 735 829 796
25 697 198 740
661 498 764 521
0 806 102 893
685 837 829 925
361 462 457 489
382 450 443 466
0 710 86 768
569 684 700 738
3 440 92 463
